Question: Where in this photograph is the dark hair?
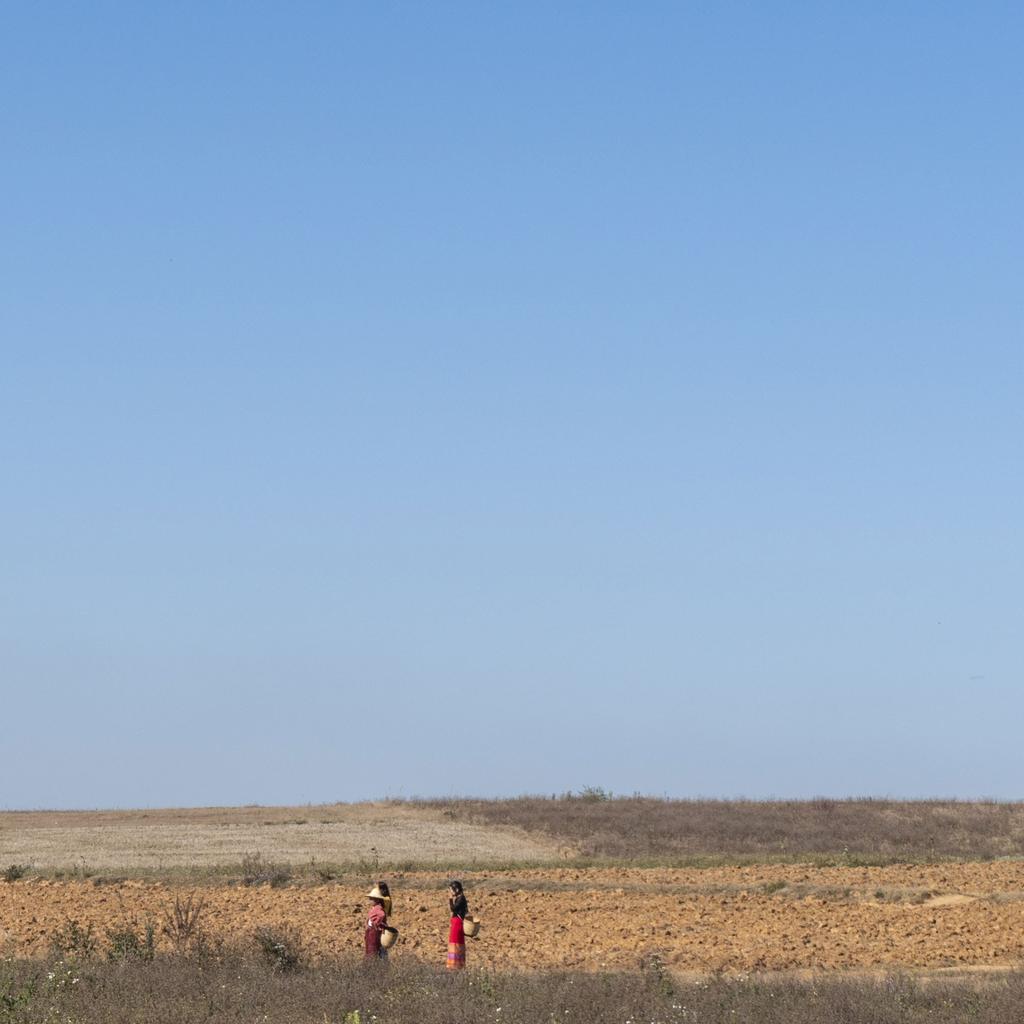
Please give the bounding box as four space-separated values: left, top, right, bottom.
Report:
377 881 391 897
448 880 463 895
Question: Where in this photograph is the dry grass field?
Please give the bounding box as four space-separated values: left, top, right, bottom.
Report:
0 803 565 871
419 796 1024 860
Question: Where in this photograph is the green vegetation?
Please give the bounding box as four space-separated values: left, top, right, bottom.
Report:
105 919 156 964
50 918 98 960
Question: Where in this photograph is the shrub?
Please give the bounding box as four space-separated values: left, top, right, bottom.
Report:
161 892 206 956
253 926 305 973
50 918 98 960
241 852 291 888
106 919 155 963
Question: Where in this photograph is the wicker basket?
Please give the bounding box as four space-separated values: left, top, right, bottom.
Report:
381 927 399 949
463 917 481 939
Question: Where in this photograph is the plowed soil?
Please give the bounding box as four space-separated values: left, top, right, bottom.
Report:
4 862 1024 973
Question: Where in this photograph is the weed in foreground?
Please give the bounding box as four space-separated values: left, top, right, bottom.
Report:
2 957 1024 1024
105 918 155 963
50 918 98 960
253 925 305 973
161 892 206 956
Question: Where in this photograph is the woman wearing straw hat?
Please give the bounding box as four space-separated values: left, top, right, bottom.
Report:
446 880 469 970
364 884 391 960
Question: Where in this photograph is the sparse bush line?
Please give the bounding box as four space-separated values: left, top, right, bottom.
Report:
16 848 1024 888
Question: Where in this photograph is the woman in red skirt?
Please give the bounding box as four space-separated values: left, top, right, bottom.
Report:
446 880 468 969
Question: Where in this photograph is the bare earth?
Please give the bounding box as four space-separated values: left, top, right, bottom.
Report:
0 804 565 868
3 865 1024 973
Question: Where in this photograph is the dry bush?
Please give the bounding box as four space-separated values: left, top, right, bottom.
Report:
240 851 291 887
253 925 306 973
49 918 98 959
416 796 1024 861
2 955 1024 1024
161 893 206 956
105 917 155 963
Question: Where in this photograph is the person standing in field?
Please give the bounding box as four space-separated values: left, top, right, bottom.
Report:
446 879 468 970
364 884 390 961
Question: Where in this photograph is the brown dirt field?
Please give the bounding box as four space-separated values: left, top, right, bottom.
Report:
0 804 565 868
4 863 1024 973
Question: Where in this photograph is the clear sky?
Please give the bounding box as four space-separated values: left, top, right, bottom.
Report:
2 3 1022 809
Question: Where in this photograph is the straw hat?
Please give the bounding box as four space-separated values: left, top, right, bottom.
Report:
367 886 387 901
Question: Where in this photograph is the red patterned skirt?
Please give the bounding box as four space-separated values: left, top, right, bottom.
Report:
446 916 466 969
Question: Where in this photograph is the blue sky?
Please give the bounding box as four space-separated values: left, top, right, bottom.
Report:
2 3 1022 808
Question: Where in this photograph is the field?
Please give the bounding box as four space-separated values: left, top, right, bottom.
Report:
4 799 1024 1021
5 862 1024 972
0 803 565 871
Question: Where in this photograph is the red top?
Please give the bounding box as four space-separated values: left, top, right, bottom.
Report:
365 903 387 957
